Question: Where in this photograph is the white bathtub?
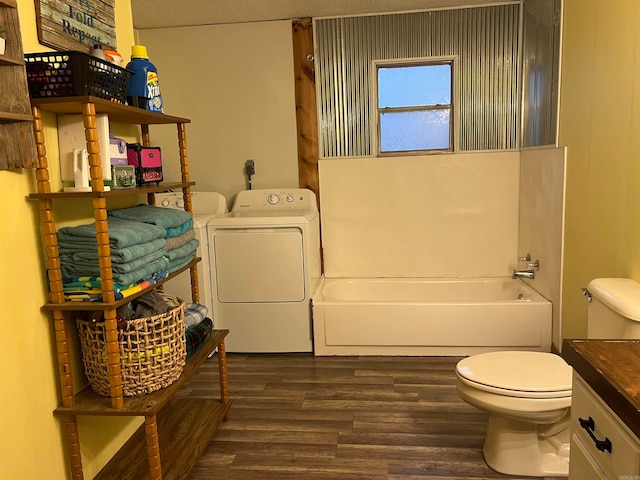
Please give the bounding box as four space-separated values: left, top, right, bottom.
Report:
311 277 552 356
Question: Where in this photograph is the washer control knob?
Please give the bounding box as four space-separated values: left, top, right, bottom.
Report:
161 199 170 207
267 193 280 205
286 194 294 203
176 199 185 208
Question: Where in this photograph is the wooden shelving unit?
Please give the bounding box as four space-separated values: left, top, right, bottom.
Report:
31 96 230 479
0 0 37 169
29 180 196 199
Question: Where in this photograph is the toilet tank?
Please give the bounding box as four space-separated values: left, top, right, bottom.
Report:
587 278 640 338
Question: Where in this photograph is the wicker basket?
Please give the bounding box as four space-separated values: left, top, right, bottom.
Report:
77 296 186 397
24 51 131 103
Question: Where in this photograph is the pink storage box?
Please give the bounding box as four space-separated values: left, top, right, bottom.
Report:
126 143 163 185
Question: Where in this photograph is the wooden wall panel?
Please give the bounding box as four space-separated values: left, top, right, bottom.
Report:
291 19 319 206
0 1 37 170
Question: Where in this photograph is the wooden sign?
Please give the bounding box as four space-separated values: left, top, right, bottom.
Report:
35 0 117 53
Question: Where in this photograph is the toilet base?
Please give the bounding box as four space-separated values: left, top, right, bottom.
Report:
483 414 570 477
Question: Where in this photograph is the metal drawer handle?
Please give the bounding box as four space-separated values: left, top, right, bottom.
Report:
579 416 613 453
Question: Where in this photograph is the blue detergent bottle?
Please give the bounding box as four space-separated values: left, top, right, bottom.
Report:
126 45 164 113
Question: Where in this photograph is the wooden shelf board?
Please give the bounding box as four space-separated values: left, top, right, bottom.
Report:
0 111 33 123
42 257 201 311
0 55 24 66
0 0 17 8
94 398 231 480
29 181 195 199
31 96 191 125
54 330 229 416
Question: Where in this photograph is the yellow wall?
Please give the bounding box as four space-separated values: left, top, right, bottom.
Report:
559 0 640 339
4 0 639 477
0 2 140 479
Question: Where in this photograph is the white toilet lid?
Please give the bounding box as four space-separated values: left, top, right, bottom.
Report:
456 351 573 398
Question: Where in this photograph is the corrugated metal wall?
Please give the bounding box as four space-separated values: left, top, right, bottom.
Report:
521 0 562 147
314 4 521 157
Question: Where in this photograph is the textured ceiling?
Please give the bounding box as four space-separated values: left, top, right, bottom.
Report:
131 0 516 29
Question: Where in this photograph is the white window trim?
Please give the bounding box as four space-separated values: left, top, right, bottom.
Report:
371 55 460 157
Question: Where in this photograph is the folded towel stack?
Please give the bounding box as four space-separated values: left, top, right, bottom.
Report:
109 204 199 274
183 303 214 358
58 218 170 288
185 318 214 358
55 205 202 302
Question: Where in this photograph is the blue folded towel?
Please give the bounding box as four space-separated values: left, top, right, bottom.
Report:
57 218 165 249
166 255 194 274
61 238 167 264
165 219 194 239
166 239 199 261
108 204 192 230
61 248 168 274
62 256 170 286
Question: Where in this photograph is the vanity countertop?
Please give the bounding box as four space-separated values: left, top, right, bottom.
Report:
562 339 640 438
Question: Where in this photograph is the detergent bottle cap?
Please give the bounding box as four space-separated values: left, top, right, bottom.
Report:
131 45 149 59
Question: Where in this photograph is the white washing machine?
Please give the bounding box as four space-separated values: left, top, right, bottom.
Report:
156 191 228 316
208 188 321 353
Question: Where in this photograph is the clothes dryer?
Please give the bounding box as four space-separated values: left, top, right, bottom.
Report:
156 191 227 317
208 188 321 352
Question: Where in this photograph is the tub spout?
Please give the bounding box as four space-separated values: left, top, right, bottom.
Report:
512 269 535 280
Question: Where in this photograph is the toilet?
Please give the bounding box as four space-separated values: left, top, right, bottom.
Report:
455 277 640 477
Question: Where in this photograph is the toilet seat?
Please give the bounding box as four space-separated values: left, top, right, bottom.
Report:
456 351 573 399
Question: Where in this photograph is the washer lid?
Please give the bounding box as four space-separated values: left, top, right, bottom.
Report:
456 351 572 394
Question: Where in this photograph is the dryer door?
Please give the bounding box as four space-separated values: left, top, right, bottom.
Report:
212 227 305 303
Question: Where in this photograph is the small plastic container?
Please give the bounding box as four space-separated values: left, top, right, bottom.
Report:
90 44 108 61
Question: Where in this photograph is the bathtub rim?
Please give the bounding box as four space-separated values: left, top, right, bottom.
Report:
311 275 550 305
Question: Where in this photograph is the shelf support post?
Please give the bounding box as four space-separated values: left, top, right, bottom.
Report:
175 121 200 303
218 339 231 421
32 104 84 479
64 415 84 480
82 101 124 408
144 415 163 480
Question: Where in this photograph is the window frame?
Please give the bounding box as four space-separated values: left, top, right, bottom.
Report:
372 56 459 156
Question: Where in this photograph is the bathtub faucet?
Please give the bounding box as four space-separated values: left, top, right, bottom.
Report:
512 269 535 280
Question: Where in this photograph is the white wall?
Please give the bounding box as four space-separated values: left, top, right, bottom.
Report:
137 21 299 204
518 146 566 350
137 20 566 352
319 152 520 277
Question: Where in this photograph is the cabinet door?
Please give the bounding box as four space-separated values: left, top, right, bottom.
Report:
569 435 608 480
572 374 640 478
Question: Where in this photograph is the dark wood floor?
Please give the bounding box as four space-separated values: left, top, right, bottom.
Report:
178 353 567 480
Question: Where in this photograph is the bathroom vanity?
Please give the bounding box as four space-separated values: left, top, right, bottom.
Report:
562 340 640 479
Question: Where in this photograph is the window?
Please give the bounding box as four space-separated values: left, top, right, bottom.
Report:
375 59 454 154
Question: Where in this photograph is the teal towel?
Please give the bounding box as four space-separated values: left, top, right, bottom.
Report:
62 256 170 286
57 218 165 249
61 248 168 274
166 239 199 261
165 219 194 238
108 204 192 229
167 255 194 274
61 238 167 264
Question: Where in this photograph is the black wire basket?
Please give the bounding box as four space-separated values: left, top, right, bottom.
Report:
24 51 131 103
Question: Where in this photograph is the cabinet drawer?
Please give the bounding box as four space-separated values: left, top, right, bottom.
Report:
572 374 640 479
569 434 608 479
